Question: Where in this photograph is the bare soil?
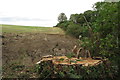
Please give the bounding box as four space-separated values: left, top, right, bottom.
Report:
2 32 78 78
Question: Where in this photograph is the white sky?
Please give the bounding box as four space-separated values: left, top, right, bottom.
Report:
0 0 104 27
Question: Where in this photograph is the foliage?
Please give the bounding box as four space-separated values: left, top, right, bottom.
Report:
56 21 70 31
36 61 118 79
66 52 75 58
58 13 67 23
93 2 120 68
69 14 80 24
56 1 120 79
66 23 82 38
94 2 118 38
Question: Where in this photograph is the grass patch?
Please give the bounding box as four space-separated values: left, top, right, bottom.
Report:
1 24 64 34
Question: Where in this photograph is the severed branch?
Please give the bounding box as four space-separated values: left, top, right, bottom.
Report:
86 50 91 58
72 45 92 59
76 47 83 59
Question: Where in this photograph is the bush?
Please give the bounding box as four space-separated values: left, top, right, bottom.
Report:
56 21 71 31
36 61 118 79
66 23 82 38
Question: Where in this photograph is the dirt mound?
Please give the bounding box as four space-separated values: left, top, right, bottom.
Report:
2 33 78 66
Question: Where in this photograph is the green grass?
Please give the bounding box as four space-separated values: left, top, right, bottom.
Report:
1 24 64 34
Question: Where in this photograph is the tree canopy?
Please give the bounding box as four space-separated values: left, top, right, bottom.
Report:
58 13 67 23
55 2 120 79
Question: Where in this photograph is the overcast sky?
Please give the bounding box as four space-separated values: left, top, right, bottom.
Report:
0 0 104 27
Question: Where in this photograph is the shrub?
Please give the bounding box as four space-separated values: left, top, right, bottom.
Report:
66 23 82 38
36 61 118 79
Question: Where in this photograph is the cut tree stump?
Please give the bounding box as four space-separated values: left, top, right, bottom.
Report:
36 55 103 67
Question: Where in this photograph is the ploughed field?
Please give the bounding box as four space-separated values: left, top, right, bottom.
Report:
1 24 78 78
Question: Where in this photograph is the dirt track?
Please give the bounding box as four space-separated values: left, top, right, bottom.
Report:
2 33 78 77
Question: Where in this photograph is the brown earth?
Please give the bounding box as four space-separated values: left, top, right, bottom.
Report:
2 32 78 78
